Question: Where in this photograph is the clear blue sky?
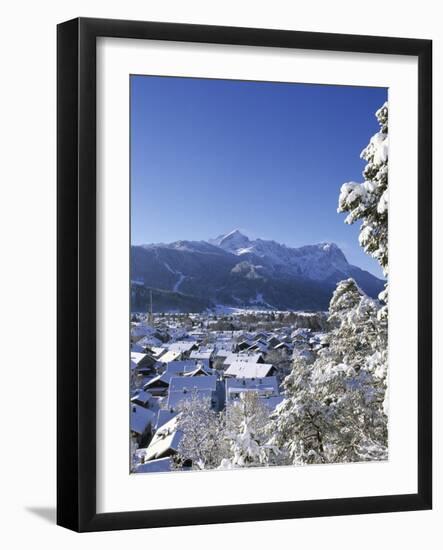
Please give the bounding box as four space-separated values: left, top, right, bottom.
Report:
131 75 387 277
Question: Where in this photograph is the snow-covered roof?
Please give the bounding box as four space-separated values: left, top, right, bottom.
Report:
136 334 163 348
167 325 187 332
237 339 254 348
167 388 214 410
144 373 171 389
130 390 152 407
144 416 183 461
130 404 156 435
155 409 178 430
274 342 291 350
131 323 155 339
189 349 213 360
131 352 153 365
169 375 217 393
225 376 279 401
164 341 197 353
183 365 212 377
150 346 167 359
131 343 145 353
223 352 264 365
224 362 275 379
134 457 172 474
164 359 210 374
246 341 269 353
214 349 232 358
158 350 182 363
144 362 212 388
254 332 270 340
291 328 311 339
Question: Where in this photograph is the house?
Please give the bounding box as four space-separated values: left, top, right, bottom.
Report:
136 334 163 350
224 362 276 379
165 340 198 355
130 358 154 389
157 350 182 363
131 389 153 408
214 340 234 352
188 329 208 341
245 341 269 354
130 352 157 376
167 328 188 341
144 373 171 396
155 408 178 431
167 375 220 411
131 342 145 353
131 322 156 343
143 415 183 461
164 359 211 375
254 332 270 342
267 336 281 349
169 375 218 394
273 342 293 355
222 352 265 366
149 346 168 360
183 364 213 377
291 328 311 343
236 340 253 352
145 359 213 395
189 349 214 362
213 348 231 360
166 388 216 411
130 404 156 447
164 341 198 358
225 376 280 405
133 457 173 474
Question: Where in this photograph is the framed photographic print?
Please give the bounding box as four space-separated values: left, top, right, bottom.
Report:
57 18 432 532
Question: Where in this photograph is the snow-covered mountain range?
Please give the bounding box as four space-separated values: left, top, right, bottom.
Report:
209 230 352 281
131 230 385 312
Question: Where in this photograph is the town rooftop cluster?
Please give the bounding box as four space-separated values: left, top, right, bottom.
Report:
130 310 327 473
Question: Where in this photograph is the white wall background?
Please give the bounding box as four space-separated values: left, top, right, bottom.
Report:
0 0 440 547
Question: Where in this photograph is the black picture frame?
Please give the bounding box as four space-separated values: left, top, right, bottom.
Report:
57 17 432 532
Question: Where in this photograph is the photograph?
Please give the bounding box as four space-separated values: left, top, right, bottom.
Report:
0 0 436 540
129 75 389 474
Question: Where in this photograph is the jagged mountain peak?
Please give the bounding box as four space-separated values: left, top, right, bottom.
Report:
222 228 248 240
209 229 250 250
208 232 349 279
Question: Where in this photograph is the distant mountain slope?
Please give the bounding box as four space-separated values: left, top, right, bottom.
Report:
131 285 212 314
131 230 385 312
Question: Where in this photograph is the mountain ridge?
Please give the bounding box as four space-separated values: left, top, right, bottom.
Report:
131 231 385 312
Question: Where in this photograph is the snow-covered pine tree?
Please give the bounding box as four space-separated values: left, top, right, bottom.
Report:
337 101 389 417
267 351 322 465
270 279 388 464
270 103 390 465
338 102 388 279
